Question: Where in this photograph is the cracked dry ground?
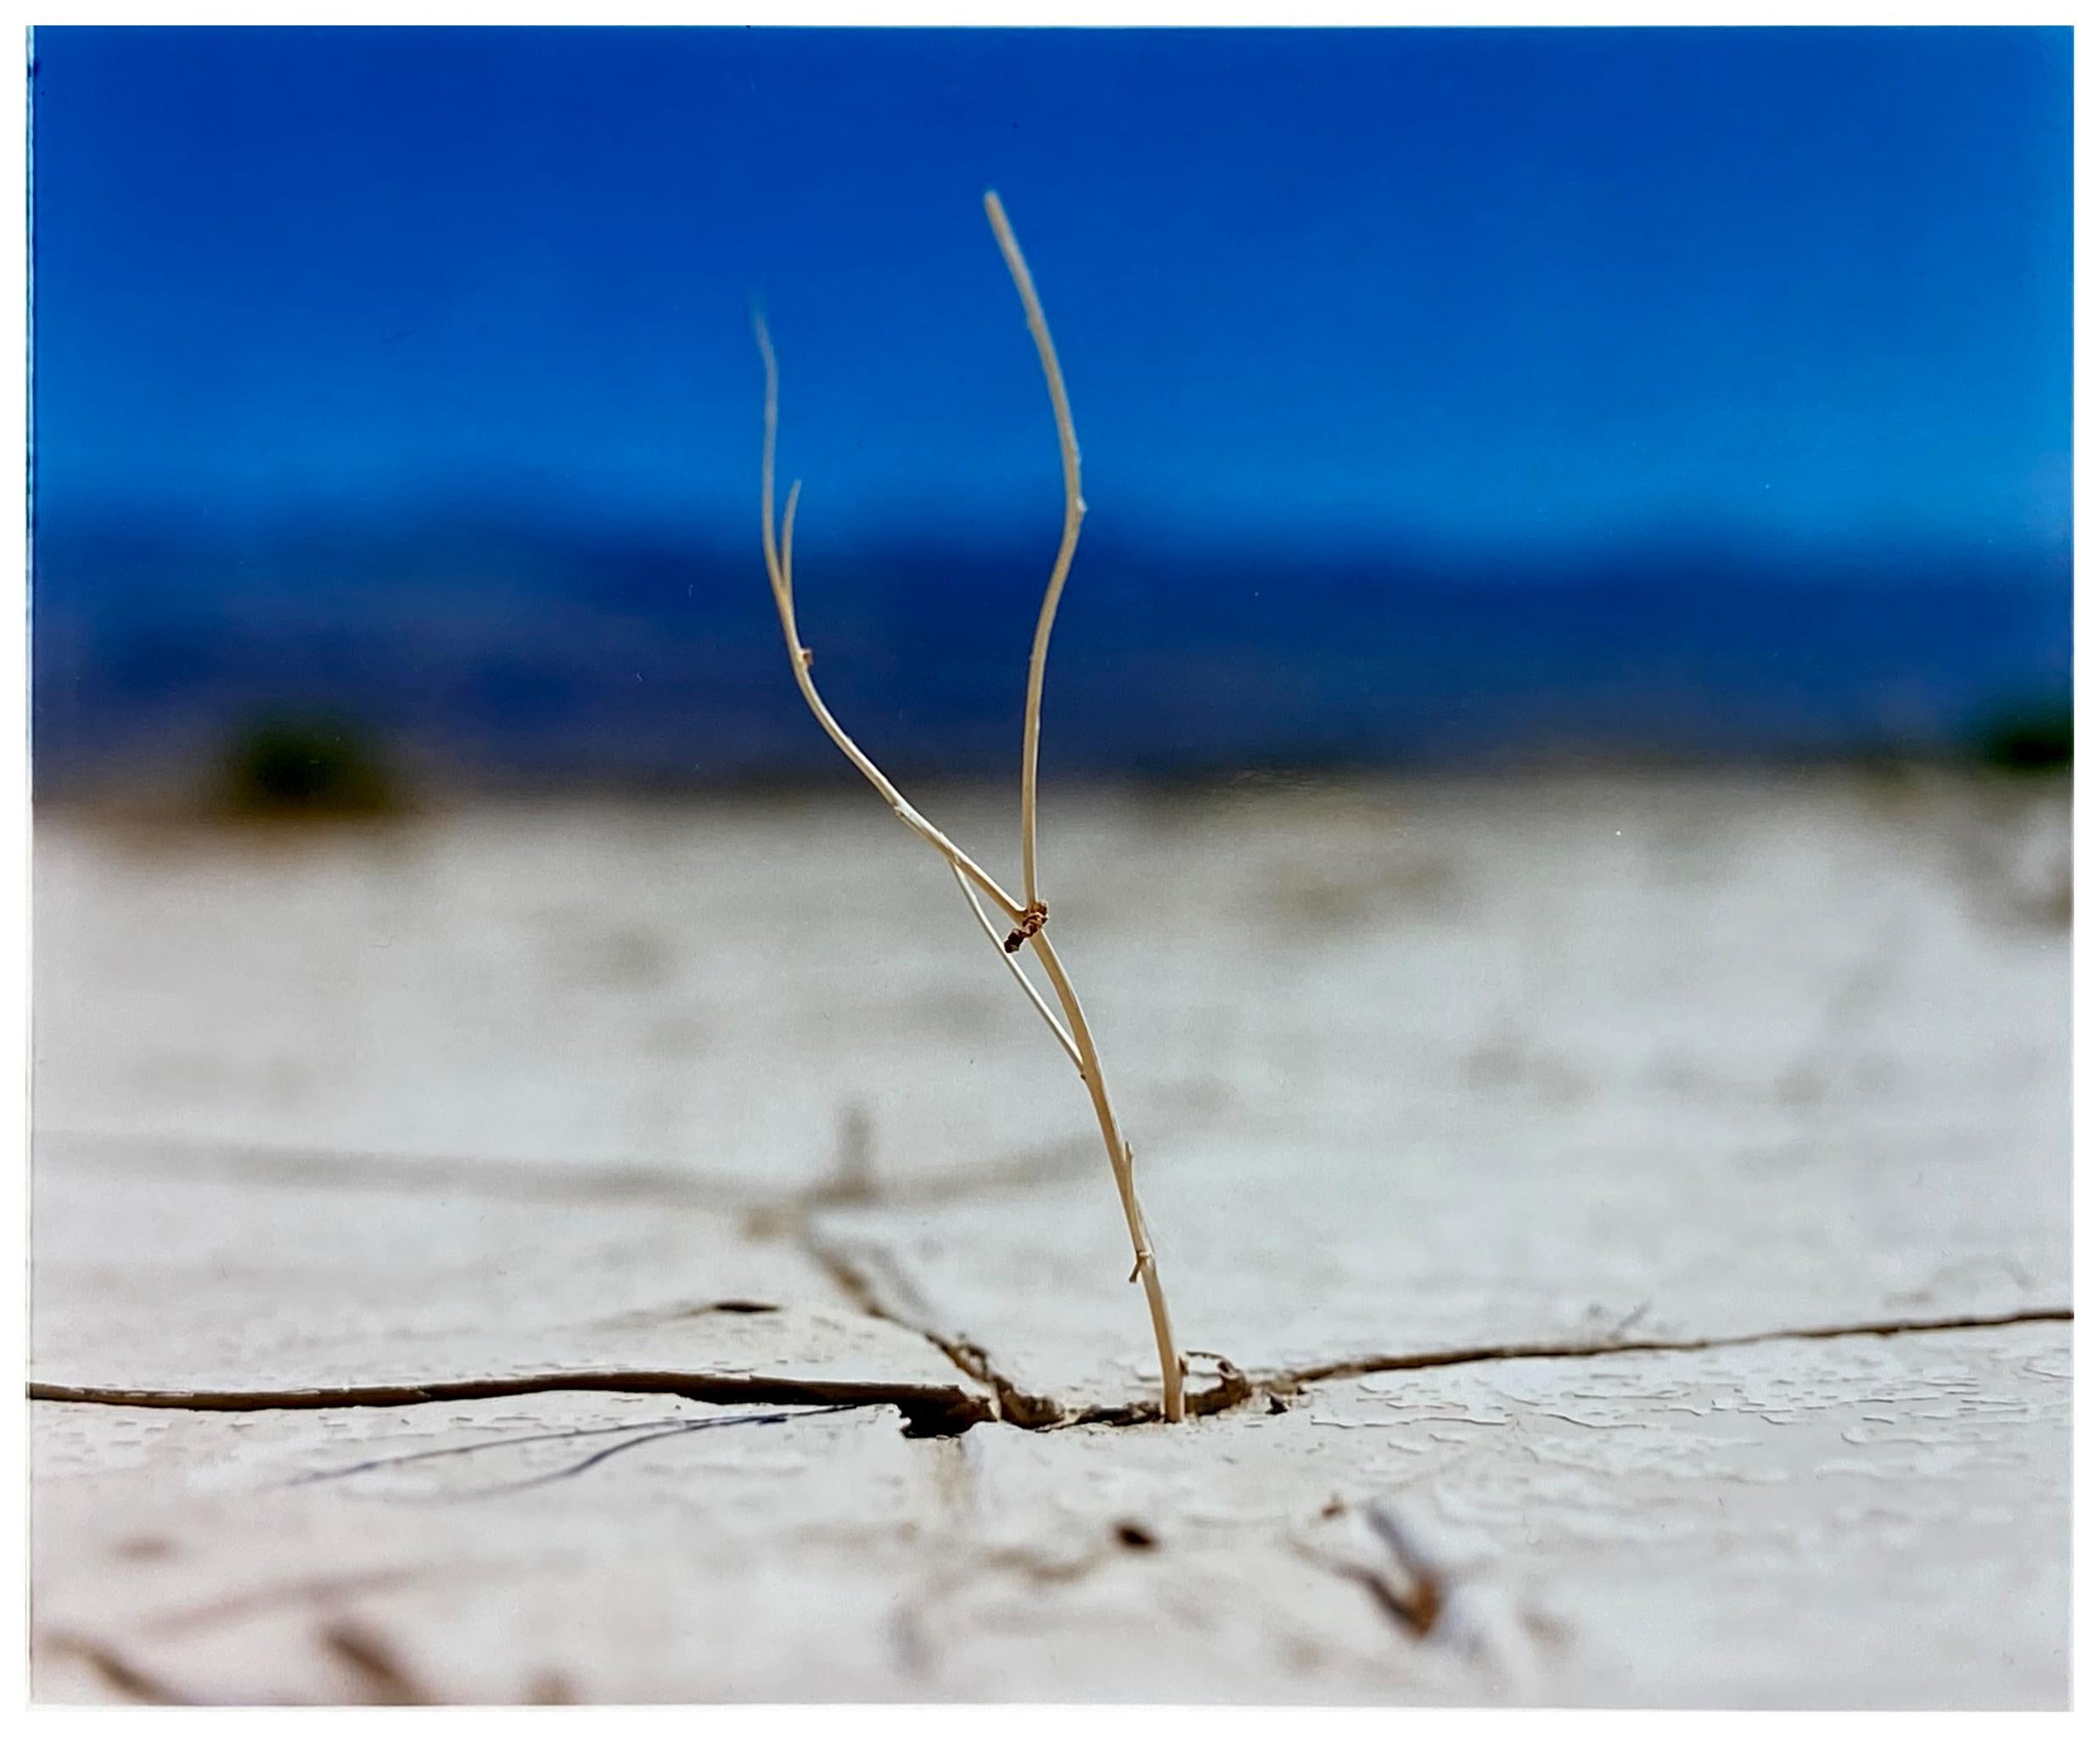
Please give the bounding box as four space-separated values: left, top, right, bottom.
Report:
31 771 2070 1705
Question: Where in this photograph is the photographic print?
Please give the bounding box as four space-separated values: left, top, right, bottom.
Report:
24 20 2072 1709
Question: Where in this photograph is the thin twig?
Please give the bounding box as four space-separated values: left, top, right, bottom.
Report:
988 188 1183 1421
752 199 1188 1422
757 315 1024 923
1026 925 1183 1421
984 190 1084 914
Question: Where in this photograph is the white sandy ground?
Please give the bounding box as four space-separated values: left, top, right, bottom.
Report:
29 769 2070 1704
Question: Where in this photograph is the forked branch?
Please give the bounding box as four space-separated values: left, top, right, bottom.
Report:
756 317 1022 926
755 195 1186 1423
952 861 1081 1071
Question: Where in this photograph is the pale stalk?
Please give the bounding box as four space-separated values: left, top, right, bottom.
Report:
989 189 1186 1422
759 316 1025 923
1029 928 1185 1422
753 199 1189 1422
984 191 1082 913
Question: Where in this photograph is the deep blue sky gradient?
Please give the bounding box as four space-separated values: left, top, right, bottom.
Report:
27 27 2074 784
33 25 2071 550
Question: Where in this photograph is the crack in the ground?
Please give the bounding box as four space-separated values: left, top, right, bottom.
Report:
800 1233 1066 1427
1255 1306 2074 1398
286 1403 867 1501
803 1231 1263 1427
1289 1498 1561 1693
49 1125 2057 1437
1064 1354 1257 1427
26 1370 991 1438
37 1632 190 1705
316 1618 434 1706
778 1110 2071 1428
28 1309 2067 1439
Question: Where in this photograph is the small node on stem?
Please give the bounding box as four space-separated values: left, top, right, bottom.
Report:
1002 900 1049 955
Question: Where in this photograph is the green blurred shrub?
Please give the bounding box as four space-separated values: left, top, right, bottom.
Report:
216 714 402 818
1974 703 2073 775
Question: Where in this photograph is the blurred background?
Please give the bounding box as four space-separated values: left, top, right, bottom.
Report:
28 25 2070 1198
31 25 2070 799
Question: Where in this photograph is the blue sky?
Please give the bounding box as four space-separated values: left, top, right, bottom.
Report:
31 25 2072 557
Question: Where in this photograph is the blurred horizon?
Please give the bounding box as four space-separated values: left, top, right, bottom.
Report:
28 25 2072 799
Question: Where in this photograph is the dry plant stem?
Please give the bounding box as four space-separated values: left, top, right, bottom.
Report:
985 188 1184 1422
985 190 1082 914
1026 927 1183 1422
755 197 1188 1422
757 318 1023 924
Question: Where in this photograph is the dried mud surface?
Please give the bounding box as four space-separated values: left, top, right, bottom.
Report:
31 771 2070 1704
